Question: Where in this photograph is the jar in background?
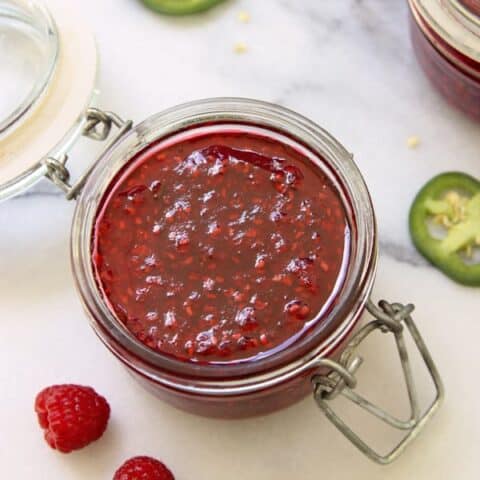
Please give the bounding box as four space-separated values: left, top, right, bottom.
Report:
408 0 480 120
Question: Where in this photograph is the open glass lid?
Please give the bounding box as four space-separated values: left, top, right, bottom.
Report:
0 0 97 201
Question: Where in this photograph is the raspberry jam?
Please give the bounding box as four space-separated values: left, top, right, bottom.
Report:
92 128 349 364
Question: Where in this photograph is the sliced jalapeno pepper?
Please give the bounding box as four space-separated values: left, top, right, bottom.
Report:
141 0 225 15
409 172 480 286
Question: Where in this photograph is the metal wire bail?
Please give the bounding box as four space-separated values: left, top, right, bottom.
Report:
312 299 444 465
43 154 71 194
42 107 133 200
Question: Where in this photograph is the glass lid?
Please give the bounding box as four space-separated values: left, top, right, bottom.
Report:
0 0 97 201
0 0 58 138
413 0 480 61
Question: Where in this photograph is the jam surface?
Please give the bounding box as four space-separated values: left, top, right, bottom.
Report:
93 128 348 363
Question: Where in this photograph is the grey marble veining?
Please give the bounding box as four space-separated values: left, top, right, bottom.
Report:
379 239 428 266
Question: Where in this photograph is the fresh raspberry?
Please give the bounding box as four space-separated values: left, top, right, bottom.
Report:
35 384 110 453
113 456 175 480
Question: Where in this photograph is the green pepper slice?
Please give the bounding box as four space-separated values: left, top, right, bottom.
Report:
141 0 225 15
409 172 480 286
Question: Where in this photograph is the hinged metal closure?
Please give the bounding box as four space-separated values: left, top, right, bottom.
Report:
312 299 444 465
42 108 133 200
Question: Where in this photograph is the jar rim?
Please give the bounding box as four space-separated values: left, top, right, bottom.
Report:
71 98 378 394
410 0 480 62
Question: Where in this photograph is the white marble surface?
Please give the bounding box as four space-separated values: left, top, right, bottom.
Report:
1 0 479 478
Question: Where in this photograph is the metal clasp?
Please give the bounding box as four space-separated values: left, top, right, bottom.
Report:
42 108 133 200
312 299 444 465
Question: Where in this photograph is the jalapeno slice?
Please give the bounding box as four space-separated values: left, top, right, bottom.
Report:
141 0 225 15
409 172 480 286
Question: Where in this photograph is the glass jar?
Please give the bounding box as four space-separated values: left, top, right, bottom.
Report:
408 0 480 120
0 1 444 466
73 99 375 416
57 98 443 464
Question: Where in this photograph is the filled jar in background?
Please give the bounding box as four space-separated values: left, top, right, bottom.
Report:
408 0 480 120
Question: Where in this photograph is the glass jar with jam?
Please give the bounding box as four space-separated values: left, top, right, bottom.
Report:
408 0 480 120
0 0 444 466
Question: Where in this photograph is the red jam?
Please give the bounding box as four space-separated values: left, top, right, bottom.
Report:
92 128 349 364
